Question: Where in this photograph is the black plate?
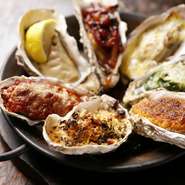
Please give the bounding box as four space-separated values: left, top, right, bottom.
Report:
1 13 185 172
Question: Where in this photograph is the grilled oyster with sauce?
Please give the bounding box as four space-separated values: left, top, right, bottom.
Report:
74 0 127 90
0 76 88 125
43 95 132 154
16 9 101 94
121 4 185 80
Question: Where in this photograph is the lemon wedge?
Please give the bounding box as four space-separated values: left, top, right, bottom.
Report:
25 19 56 63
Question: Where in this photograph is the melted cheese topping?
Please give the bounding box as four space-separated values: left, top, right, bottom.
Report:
15 81 73 104
123 15 185 79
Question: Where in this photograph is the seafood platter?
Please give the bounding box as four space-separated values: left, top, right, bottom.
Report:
1 0 185 171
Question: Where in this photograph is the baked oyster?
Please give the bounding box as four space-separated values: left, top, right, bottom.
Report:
43 95 132 155
0 76 88 125
16 9 100 94
123 55 185 106
74 0 127 90
121 4 185 80
130 90 185 149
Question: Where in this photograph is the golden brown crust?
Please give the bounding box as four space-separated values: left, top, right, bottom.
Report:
131 96 185 134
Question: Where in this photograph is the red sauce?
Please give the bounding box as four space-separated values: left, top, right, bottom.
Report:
1 79 82 120
82 3 123 71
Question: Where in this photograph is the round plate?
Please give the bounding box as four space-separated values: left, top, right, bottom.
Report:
1 14 185 172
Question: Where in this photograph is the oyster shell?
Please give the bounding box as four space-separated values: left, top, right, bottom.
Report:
16 9 101 94
123 55 185 106
121 4 185 80
74 0 127 90
43 94 132 155
130 90 185 149
0 76 88 126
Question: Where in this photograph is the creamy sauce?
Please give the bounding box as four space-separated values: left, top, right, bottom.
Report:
123 15 185 79
144 61 185 91
38 35 80 83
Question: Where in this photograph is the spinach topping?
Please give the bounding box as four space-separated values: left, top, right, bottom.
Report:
143 61 185 92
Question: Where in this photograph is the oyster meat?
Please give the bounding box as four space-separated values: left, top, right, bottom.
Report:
123 55 185 106
16 9 100 94
43 95 132 154
130 90 185 149
0 76 88 125
121 4 185 80
74 0 127 89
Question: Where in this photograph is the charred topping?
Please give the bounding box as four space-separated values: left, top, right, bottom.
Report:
58 109 125 147
132 96 185 134
82 3 123 71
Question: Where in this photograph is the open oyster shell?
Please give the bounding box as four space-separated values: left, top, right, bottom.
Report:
130 90 185 149
43 94 132 155
121 4 185 80
0 76 88 126
74 0 127 90
123 55 185 106
16 9 101 94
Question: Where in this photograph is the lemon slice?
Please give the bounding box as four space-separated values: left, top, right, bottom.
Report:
25 19 56 63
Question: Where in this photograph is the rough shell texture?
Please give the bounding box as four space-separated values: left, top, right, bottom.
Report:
74 0 127 90
130 90 185 149
43 95 133 155
121 4 185 80
0 76 86 126
123 55 185 106
16 9 101 94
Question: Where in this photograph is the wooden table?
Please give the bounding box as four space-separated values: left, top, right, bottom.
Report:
0 0 185 184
